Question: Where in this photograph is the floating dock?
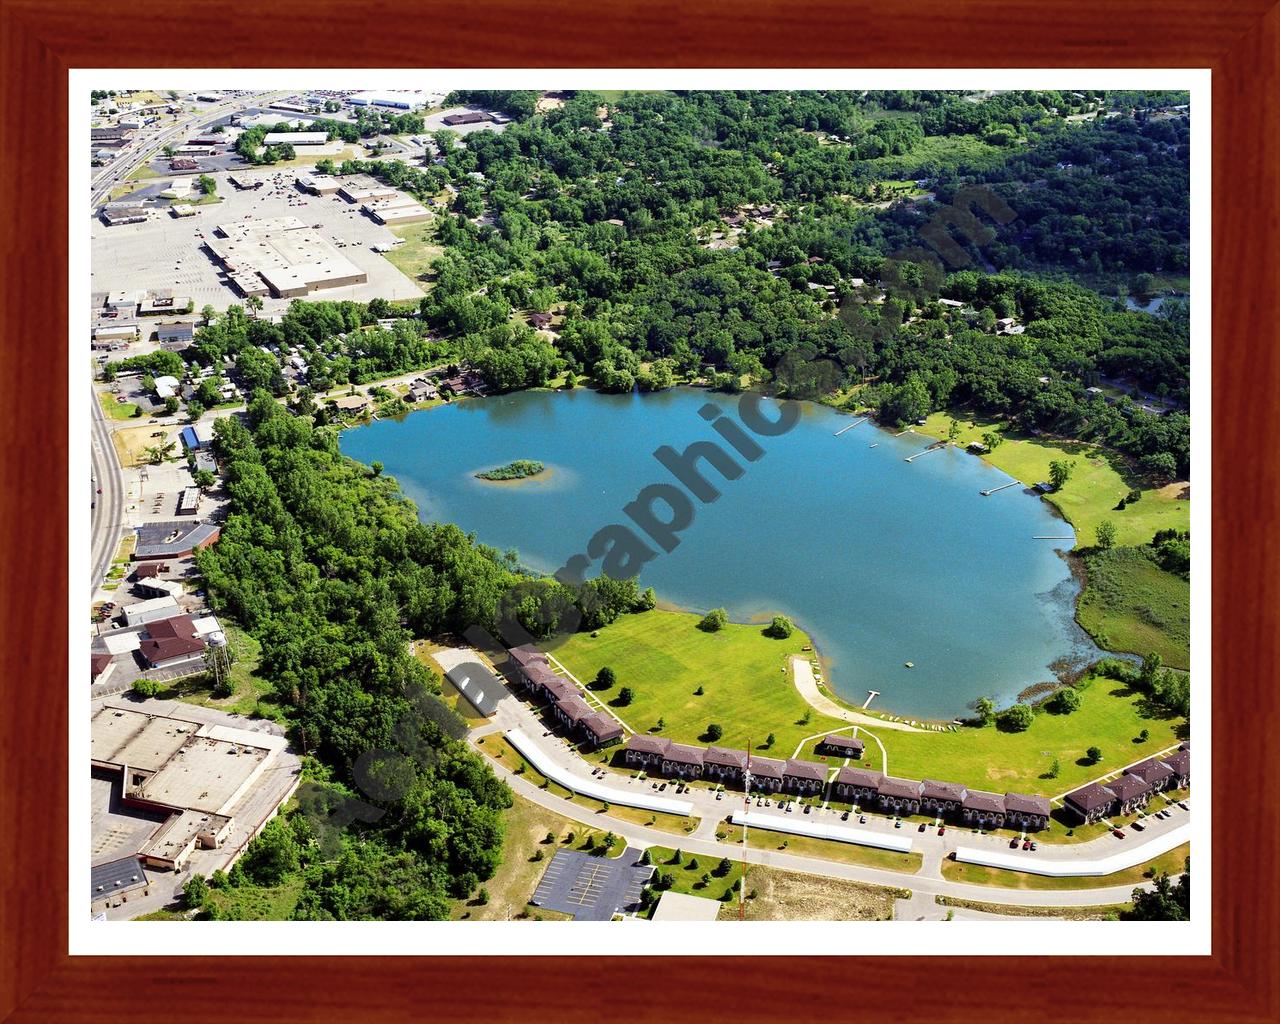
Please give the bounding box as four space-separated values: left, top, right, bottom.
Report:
834 418 866 436
980 481 1020 496
863 690 880 708
905 443 946 463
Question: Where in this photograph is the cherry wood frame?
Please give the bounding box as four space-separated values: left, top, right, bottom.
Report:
1 1 1276 1020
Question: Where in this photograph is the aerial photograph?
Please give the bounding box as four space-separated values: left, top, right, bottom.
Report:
86 85 1193 925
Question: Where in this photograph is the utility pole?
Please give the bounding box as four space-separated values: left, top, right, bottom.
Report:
739 742 751 921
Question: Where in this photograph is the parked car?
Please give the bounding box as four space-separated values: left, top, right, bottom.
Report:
1022 840 1031 850
1010 838 1020 848
1030 842 1037 851
803 804 811 814
894 819 902 829
841 811 849 820
859 815 867 824
918 822 927 832
937 826 946 836
1113 829 1126 839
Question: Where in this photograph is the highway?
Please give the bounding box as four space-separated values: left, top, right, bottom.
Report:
89 385 126 591
90 90 289 210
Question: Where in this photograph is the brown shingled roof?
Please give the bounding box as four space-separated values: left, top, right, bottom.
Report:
962 790 1006 813
835 766 883 790
664 743 705 767
877 777 923 800
704 747 748 769
784 758 827 782
1106 774 1150 802
1003 792 1051 817
581 712 623 741
921 779 967 802
625 735 670 756
746 756 785 779
1063 782 1116 813
1126 758 1175 785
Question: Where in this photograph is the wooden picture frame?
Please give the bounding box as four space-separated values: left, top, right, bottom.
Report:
1 1 1275 1019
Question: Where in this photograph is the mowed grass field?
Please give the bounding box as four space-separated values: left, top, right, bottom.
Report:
1077 547 1191 668
912 412 1189 547
544 609 841 754
550 609 1186 800
834 674 1184 798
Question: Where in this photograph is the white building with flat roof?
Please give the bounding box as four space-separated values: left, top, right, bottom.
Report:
263 131 328 146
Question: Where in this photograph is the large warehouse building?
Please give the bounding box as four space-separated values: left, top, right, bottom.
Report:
204 216 368 298
262 131 328 146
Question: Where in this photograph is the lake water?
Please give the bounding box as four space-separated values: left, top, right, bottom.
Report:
341 388 1103 719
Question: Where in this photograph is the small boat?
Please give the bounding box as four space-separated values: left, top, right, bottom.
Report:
904 661 914 668
869 443 879 448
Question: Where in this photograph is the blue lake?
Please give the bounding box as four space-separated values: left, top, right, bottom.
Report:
340 388 1103 719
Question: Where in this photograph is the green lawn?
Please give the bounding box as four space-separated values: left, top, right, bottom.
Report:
941 842 1189 891
912 412 1190 547
646 845 743 914
381 221 444 287
157 625 286 721
742 828 923 873
855 674 1185 798
205 878 304 920
544 608 840 754
99 392 141 420
1077 547 1190 668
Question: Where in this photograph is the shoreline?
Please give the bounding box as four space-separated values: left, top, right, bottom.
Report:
789 656 925 733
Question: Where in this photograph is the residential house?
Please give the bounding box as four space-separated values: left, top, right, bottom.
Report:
920 780 968 817
746 756 786 793
553 695 594 734
782 758 827 795
1063 782 1118 824
623 735 670 770
581 712 623 749
1126 758 1176 793
961 791 1007 829
876 777 923 816
1106 774 1152 816
832 766 882 805
1003 792 1052 832
660 743 705 780
1162 747 1190 789
702 747 748 785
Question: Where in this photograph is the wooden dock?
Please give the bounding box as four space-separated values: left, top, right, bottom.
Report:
905 443 946 463
834 418 866 436
980 481 1020 496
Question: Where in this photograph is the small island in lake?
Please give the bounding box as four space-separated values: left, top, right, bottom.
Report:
476 459 546 481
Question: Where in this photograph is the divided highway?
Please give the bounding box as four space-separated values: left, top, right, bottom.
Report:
90 386 126 590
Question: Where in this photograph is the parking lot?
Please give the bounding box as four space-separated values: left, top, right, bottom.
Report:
529 847 653 921
91 169 427 313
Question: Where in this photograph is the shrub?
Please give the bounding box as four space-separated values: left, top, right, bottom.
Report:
997 703 1035 732
765 615 794 639
698 608 728 632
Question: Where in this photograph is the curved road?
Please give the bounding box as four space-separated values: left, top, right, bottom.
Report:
475 731 1151 909
90 385 126 590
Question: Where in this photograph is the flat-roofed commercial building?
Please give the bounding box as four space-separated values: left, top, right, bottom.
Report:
348 90 430 110
296 172 341 195
91 705 294 873
338 177 398 204
204 216 367 298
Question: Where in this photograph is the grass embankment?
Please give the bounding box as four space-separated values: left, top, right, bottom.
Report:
935 896 1127 920
742 829 923 874
910 412 1189 547
1077 547 1190 668
545 608 840 755
382 222 444 287
478 735 700 837
941 843 1189 891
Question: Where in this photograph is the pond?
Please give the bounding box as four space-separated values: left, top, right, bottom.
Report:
340 388 1103 720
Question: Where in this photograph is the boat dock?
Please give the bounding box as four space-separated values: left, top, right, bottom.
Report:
905 443 946 463
863 690 880 708
980 481 1020 496
834 418 866 436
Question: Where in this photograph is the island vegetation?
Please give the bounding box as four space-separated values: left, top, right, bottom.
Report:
475 459 545 481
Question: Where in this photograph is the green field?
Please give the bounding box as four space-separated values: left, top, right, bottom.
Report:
743 829 923 873
548 608 1186 801
381 222 444 287
1077 547 1190 668
837 674 1184 798
911 412 1190 547
545 608 835 754
98 392 141 420
646 845 744 914
156 625 286 721
941 842 1188 891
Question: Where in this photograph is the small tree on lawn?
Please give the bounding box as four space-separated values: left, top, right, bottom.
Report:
1049 459 1074 491
1095 520 1117 550
716 857 733 877
1051 687 1081 714
1047 758 1061 779
182 874 209 909
1137 728 1150 743
1087 745 1103 765
764 732 776 749
765 615 794 639
694 685 704 696
705 723 723 741
655 716 665 731
593 666 616 690
698 607 728 632
998 703 1035 732
616 686 634 707
974 696 996 725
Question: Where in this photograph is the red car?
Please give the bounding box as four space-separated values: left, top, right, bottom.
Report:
937 826 946 836
1113 829 1126 839
1022 840 1031 850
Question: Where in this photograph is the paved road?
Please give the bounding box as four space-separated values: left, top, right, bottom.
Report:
90 384 126 591
477 735 1151 910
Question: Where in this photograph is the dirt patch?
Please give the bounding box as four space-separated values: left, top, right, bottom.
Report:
1155 481 1190 502
736 865 897 920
